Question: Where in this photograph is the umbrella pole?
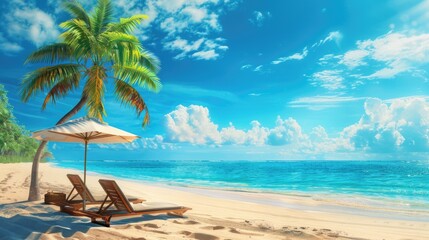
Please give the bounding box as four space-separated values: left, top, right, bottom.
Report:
83 140 88 211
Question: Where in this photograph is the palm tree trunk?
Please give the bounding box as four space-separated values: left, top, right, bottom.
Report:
28 95 88 201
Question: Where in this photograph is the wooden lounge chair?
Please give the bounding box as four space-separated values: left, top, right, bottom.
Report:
87 179 191 227
65 174 144 210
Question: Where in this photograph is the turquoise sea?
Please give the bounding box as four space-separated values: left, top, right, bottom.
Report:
53 159 429 211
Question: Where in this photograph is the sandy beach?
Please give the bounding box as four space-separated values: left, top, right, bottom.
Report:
0 162 428 240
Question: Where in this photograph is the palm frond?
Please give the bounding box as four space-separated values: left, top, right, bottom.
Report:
114 80 150 126
113 64 161 92
21 64 82 102
91 0 114 36
83 65 107 120
139 50 161 73
25 43 73 64
60 19 97 59
42 73 81 109
107 14 148 34
101 32 142 64
63 1 91 29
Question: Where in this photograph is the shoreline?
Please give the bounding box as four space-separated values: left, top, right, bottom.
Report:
53 162 429 217
1 162 429 239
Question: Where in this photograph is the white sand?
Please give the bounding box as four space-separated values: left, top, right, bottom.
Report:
0 162 428 240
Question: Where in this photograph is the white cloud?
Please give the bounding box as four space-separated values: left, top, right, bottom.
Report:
164 37 227 60
249 11 271 27
240 64 252 70
311 70 345 91
1 1 60 51
267 117 307 145
165 105 221 144
312 31 429 90
183 6 208 22
164 105 283 146
332 32 429 80
220 121 269 145
312 31 343 47
140 135 175 150
342 97 429 152
192 49 219 60
160 17 190 35
358 33 429 78
356 32 429 78
269 31 341 67
156 0 187 13
143 0 236 60
164 38 204 59
77 0 238 60
0 33 23 54
272 47 308 65
339 49 369 68
162 99 429 158
254 65 263 72
289 95 366 110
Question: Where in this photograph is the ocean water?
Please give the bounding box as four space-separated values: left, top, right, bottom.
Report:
53 159 429 210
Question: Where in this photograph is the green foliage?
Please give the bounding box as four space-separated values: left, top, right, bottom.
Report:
22 0 162 127
0 84 51 163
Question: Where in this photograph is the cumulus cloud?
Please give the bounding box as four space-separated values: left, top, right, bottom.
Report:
267 117 307 145
165 105 293 146
140 135 176 150
97 135 176 151
165 105 221 144
160 98 429 158
342 97 429 152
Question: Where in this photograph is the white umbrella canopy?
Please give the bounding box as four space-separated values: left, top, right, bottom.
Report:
33 117 139 210
33 117 138 143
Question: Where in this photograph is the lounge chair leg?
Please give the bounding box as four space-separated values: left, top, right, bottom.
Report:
91 216 112 227
168 209 187 217
104 216 112 227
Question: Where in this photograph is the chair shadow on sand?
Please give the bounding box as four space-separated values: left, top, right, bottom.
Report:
0 202 182 239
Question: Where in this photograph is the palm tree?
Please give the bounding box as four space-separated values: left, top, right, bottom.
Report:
22 0 161 201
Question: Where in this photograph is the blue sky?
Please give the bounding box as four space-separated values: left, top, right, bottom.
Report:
1 0 429 161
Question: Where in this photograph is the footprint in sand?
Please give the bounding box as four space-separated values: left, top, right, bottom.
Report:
327 232 339 237
179 230 192 236
189 232 219 240
143 223 160 228
173 220 200 225
201 225 225 230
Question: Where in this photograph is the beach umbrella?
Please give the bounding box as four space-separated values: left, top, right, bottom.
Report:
32 117 139 210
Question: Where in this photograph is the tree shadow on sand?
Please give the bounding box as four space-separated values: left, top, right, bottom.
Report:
0 202 182 239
